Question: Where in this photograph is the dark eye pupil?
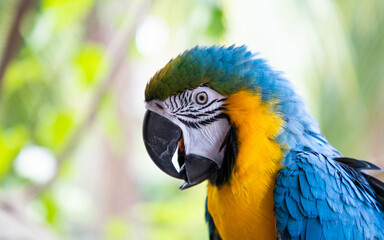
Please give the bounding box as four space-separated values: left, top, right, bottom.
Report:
196 92 208 104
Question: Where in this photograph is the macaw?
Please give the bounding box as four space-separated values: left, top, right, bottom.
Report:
142 45 384 240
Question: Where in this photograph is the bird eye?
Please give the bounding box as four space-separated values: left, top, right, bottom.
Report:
195 92 208 105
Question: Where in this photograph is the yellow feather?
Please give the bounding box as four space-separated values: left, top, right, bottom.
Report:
207 90 284 240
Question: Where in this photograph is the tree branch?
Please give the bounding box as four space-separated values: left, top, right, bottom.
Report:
0 0 34 95
0 200 62 240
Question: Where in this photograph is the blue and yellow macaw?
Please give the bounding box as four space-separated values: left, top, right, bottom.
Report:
142 45 384 239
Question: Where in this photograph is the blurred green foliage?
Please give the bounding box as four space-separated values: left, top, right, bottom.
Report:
301 0 384 158
0 0 383 240
138 183 207 240
0 0 225 239
0 126 28 180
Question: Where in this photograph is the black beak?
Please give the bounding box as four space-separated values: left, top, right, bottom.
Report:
143 110 183 179
178 154 217 190
143 110 218 189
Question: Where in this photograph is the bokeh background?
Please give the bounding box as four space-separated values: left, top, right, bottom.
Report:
0 0 384 239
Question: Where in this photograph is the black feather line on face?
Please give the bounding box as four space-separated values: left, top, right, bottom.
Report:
209 125 238 187
188 92 193 102
181 92 188 109
170 95 175 110
177 113 227 129
197 99 219 110
179 108 199 113
177 105 218 117
164 101 170 109
176 113 201 119
178 118 200 129
194 97 226 111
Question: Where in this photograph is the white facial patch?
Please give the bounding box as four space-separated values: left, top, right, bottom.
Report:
146 86 231 167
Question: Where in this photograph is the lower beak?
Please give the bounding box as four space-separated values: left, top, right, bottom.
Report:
143 110 218 189
178 154 217 190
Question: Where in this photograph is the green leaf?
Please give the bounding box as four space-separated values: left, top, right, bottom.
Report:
42 0 94 29
104 217 132 240
74 44 105 86
0 126 28 180
40 192 59 224
3 55 44 93
36 109 75 151
206 4 226 39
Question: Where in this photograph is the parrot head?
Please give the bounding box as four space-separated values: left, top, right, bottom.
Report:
143 45 307 189
143 85 235 189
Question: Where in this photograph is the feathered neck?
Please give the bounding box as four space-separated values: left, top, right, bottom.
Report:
206 90 283 239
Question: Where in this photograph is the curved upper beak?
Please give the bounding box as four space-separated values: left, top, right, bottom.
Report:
142 110 183 179
143 110 218 189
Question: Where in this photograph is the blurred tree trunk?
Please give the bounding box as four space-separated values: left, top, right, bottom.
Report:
83 0 150 238
0 0 34 95
0 201 61 240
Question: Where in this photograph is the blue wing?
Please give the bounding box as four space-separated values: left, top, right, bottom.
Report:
274 150 384 240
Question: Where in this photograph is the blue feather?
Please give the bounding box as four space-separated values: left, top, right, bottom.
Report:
298 174 312 199
305 218 324 240
316 199 338 221
322 221 344 240
300 196 317 217
285 196 304 220
287 217 303 238
274 151 384 239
